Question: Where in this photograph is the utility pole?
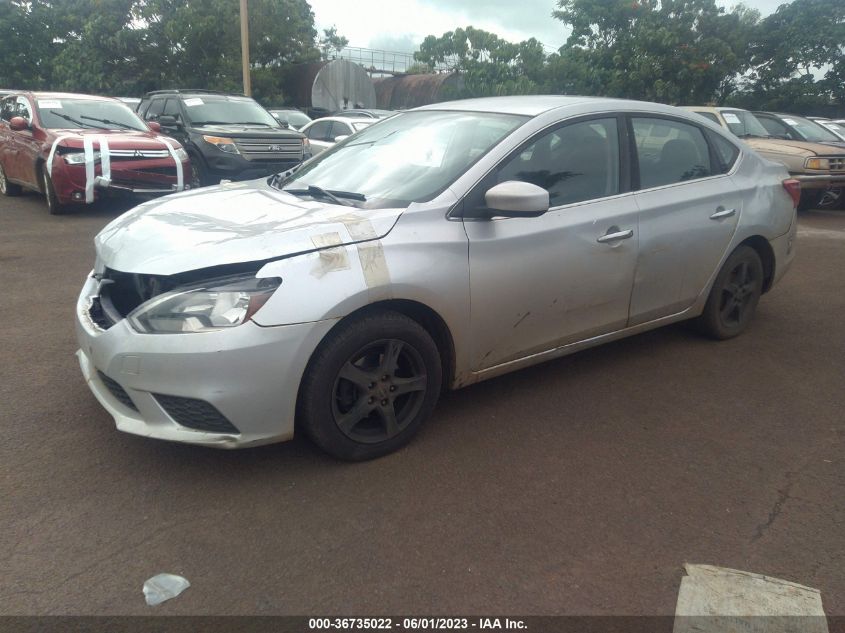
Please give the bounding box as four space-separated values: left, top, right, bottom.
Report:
239 0 251 96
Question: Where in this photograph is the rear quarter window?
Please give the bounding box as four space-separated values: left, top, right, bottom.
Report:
705 130 740 174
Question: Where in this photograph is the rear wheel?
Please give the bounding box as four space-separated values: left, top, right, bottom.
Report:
298 311 442 461
0 162 22 196
41 169 66 215
696 246 764 340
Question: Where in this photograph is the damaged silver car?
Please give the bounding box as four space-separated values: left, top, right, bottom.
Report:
76 96 798 460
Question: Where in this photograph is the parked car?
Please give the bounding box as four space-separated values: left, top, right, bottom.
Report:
805 117 845 141
300 116 375 154
76 96 797 460
268 107 312 130
753 112 845 209
0 91 191 214
331 108 394 119
137 89 307 187
683 106 845 210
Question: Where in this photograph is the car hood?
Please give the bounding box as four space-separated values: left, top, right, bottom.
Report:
50 129 180 150
744 137 836 157
95 179 403 276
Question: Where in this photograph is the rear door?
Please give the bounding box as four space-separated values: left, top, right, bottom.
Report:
0 97 17 180
464 115 640 370
628 115 742 325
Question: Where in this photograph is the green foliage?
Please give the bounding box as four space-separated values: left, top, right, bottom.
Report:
551 0 760 104
319 26 349 60
0 0 320 100
414 26 545 98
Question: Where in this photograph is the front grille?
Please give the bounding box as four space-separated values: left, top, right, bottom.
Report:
109 149 171 159
234 137 303 162
137 166 177 176
154 394 240 434
98 371 138 411
825 156 845 171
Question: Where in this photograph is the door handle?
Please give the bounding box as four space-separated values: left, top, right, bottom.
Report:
710 207 736 219
596 228 634 244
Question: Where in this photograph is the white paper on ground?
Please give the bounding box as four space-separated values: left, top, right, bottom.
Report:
143 573 190 606
673 564 827 633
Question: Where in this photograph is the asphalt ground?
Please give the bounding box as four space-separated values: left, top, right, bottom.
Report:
1 190 843 616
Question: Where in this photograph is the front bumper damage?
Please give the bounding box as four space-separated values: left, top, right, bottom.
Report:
75 272 336 448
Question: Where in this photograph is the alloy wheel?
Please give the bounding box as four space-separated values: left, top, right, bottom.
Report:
719 260 757 327
331 339 428 444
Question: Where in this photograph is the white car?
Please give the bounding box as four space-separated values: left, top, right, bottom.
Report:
75 96 798 460
300 116 374 154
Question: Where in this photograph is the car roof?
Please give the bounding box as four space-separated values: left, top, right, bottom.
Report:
420 95 708 118
306 116 373 126
27 92 119 101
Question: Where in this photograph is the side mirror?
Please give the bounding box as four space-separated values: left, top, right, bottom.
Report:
278 120 290 129
158 115 179 128
484 180 549 218
9 116 29 132
333 134 349 143
147 121 162 133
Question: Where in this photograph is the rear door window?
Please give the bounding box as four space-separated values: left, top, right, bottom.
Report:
632 117 713 189
706 131 740 174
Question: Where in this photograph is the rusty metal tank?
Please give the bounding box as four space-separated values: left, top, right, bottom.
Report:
373 73 465 110
286 59 377 114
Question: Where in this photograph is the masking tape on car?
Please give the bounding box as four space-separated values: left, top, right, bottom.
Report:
310 232 350 278
83 136 96 203
159 137 184 192
46 135 76 177
97 135 111 187
336 214 391 289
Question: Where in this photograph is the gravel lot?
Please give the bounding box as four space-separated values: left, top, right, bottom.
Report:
1 190 843 616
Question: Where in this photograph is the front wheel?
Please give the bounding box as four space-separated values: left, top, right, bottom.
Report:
41 169 67 215
298 311 443 461
696 245 764 340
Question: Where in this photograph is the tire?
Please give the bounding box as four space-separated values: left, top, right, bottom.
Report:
696 245 764 340
189 155 210 188
817 187 845 211
41 169 66 215
0 161 22 196
298 310 443 461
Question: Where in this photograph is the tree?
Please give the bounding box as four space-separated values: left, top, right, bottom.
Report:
414 27 547 97
319 26 349 60
551 0 760 104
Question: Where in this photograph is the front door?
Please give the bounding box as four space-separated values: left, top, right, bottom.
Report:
464 116 640 371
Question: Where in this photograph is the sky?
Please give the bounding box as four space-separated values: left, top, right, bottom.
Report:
308 0 789 55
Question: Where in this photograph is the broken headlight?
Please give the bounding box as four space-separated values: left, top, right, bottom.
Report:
128 274 281 334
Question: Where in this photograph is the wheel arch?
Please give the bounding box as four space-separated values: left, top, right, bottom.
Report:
738 235 775 293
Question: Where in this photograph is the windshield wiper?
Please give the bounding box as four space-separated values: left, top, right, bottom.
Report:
80 115 136 130
46 110 97 129
283 185 366 205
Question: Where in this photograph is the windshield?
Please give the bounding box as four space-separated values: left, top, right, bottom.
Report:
820 121 845 138
182 96 279 126
36 98 147 131
782 115 842 143
274 110 527 208
721 110 770 138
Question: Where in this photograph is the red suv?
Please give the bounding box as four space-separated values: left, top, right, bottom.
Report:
0 92 192 214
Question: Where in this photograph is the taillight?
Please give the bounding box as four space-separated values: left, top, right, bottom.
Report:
782 179 801 208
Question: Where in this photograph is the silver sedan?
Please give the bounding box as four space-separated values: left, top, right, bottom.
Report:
75 96 798 460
